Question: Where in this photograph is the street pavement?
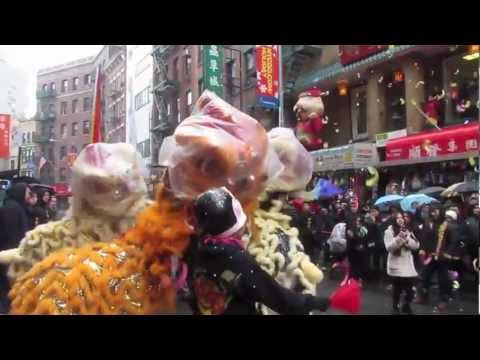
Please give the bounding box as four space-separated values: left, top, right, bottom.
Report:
176 275 478 315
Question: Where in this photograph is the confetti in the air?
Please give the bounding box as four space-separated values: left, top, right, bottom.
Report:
322 116 329 124
387 83 393 88
323 142 329 149
356 102 360 107
415 81 425 88
348 139 353 144
411 99 417 106
376 98 381 103
378 76 384 83
357 72 361 79
414 62 419 69
408 79 412 84
431 70 435 76
335 128 340 133
454 68 460 75
400 98 405 105
333 122 338 126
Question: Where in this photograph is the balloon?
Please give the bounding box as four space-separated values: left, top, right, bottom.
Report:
365 167 379 188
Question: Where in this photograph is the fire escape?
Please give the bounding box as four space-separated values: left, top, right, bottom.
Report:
150 45 179 165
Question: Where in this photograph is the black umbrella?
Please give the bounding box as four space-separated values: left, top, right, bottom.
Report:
441 181 479 198
11 175 41 185
417 186 446 199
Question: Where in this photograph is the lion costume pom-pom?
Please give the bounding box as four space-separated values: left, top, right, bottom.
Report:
9 185 193 315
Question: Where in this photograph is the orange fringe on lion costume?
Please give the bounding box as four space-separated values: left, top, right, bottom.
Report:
9 185 192 315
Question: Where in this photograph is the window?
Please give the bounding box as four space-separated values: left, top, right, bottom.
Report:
61 79 68 92
48 148 54 162
73 77 79 90
61 102 67 115
61 124 67 138
198 45 204 65
83 120 90 134
60 168 67 181
173 57 179 80
82 97 91 112
22 133 26 144
41 103 48 113
27 132 31 143
10 159 15 170
186 90 192 106
70 145 78 154
443 51 479 126
50 82 56 91
72 122 78 136
42 84 48 91
145 139 151 157
245 49 255 71
72 99 78 113
49 125 55 138
41 124 47 136
198 78 204 95
84 74 92 85
351 86 368 140
385 72 406 131
60 146 67 160
184 52 192 77
177 98 181 123
48 104 55 113
134 87 151 110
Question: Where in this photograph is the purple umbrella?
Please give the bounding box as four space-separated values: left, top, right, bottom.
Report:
313 179 344 199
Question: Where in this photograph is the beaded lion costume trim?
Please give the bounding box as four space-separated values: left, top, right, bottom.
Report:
9 186 192 315
248 195 323 315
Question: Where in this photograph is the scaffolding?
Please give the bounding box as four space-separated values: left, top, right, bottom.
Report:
150 45 179 165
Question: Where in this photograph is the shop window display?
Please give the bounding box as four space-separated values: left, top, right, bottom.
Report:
385 72 406 131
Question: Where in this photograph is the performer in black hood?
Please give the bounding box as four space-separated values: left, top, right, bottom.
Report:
185 187 358 315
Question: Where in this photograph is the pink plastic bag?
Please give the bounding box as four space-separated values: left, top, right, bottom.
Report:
159 90 282 204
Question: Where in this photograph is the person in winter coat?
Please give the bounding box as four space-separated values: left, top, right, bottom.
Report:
187 187 334 315
384 212 419 314
463 204 479 272
345 214 369 284
0 183 34 313
415 205 455 311
34 189 54 225
364 206 383 281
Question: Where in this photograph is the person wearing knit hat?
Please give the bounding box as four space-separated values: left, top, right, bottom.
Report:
186 187 360 315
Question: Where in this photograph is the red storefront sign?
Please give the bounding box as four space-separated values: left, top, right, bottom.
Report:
255 45 279 109
0 114 11 158
385 123 479 161
339 45 388 66
52 183 72 197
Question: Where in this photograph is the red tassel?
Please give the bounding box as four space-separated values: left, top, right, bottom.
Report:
330 279 361 314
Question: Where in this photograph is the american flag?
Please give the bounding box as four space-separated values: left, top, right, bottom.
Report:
38 156 47 171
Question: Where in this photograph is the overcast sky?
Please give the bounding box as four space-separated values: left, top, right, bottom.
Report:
0 45 103 117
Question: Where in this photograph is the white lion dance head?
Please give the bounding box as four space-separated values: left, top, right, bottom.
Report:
71 142 148 218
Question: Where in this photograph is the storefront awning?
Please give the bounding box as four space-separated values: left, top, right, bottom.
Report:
383 123 479 166
294 45 418 92
311 143 380 172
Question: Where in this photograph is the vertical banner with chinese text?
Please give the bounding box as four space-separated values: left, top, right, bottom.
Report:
203 45 224 98
0 114 11 158
255 45 279 109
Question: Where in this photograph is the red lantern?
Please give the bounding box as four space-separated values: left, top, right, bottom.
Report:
337 80 348 96
393 70 404 83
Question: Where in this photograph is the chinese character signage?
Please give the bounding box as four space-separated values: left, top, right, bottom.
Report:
203 45 223 98
255 45 280 109
339 45 388 66
386 123 479 161
0 114 11 158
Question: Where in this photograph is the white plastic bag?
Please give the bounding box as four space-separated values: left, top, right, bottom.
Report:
266 127 313 193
